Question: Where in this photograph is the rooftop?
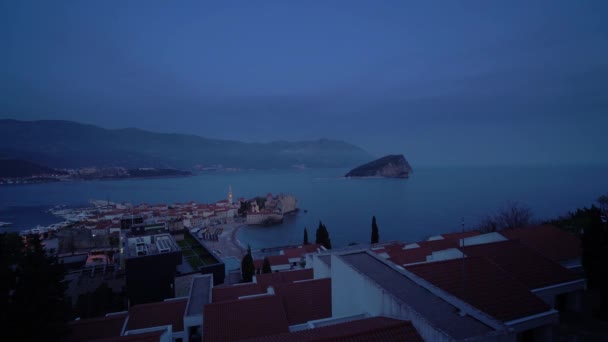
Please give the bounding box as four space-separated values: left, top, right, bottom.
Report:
460 240 581 289
242 316 424 342
267 254 290 266
406 257 551 322
340 252 495 340
316 254 331 267
441 230 481 241
273 278 332 325
212 282 265 303
500 225 582 262
125 233 179 258
203 295 290 341
460 232 508 247
186 275 213 316
95 329 168 342
126 298 188 332
387 246 432 266
65 313 127 342
255 268 314 289
282 244 323 259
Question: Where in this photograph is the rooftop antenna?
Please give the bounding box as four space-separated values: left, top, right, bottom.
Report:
131 202 134 225
461 216 466 306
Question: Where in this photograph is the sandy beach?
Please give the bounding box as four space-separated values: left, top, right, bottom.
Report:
198 219 247 259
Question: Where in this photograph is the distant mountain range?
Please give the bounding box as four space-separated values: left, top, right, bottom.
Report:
0 119 372 169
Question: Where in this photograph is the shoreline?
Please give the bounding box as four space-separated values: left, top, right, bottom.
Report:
230 222 247 254
199 220 248 259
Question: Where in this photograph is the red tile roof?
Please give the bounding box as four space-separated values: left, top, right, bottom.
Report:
203 295 289 341
242 316 423 342
126 298 187 332
283 244 322 259
461 240 580 289
441 230 480 241
273 278 332 325
93 330 166 342
418 238 459 251
267 254 290 266
500 225 582 262
387 246 432 265
371 242 409 257
255 269 314 289
212 283 265 303
66 313 127 342
406 257 551 322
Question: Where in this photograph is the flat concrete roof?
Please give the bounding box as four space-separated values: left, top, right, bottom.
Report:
186 275 212 316
317 254 331 267
125 233 178 258
340 252 495 340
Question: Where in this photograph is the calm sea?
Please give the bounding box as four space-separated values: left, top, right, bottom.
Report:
1 166 607 248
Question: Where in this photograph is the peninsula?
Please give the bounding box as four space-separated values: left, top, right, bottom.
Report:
0 159 192 185
345 154 413 178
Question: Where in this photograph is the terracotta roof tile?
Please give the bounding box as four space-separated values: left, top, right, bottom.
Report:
92 330 166 342
283 244 322 259
441 230 480 241
500 225 582 262
387 246 432 265
203 295 289 341
242 316 423 342
255 269 314 289
418 238 459 251
381 242 407 254
406 257 551 322
267 254 290 266
66 313 127 342
461 240 580 289
212 283 265 303
126 298 187 332
273 278 332 325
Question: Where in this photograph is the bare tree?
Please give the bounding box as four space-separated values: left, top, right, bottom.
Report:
478 215 500 233
598 194 608 213
497 201 534 229
477 201 534 232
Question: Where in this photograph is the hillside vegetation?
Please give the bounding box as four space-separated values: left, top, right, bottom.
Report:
0 120 372 169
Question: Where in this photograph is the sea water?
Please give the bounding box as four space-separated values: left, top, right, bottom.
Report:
1 165 607 248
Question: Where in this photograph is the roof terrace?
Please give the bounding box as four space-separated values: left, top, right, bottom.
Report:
125 233 179 258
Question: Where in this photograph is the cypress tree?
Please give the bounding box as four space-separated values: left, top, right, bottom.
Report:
315 221 332 249
371 216 379 244
262 257 272 273
7 233 70 340
303 227 309 245
241 244 255 282
315 221 323 244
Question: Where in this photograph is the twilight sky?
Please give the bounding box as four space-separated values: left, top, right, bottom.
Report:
1 1 607 166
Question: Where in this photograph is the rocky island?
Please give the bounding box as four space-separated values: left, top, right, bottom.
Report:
345 154 413 178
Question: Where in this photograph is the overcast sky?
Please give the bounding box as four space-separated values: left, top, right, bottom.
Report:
1 1 607 166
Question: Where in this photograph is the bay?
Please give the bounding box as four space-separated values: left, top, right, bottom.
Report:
0 165 607 248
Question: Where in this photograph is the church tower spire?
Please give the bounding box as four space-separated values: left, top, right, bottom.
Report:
228 185 233 204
